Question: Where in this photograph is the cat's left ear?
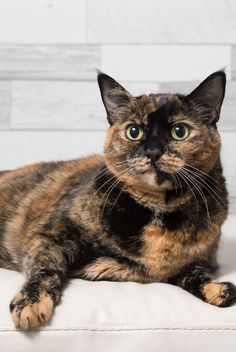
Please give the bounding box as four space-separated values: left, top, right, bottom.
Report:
97 72 133 124
187 71 226 122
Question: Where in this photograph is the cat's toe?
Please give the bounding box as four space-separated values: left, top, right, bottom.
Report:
203 281 236 307
216 282 236 307
10 291 54 329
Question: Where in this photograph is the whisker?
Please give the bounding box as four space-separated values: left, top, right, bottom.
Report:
180 169 211 224
169 173 178 194
110 172 135 211
184 168 222 193
101 169 135 216
113 160 130 166
78 166 123 197
81 159 132 193
81 168 129 220
100 171 129 215
182 167 226 207
176 170 199 210
184 163 220 187
174 172 183 197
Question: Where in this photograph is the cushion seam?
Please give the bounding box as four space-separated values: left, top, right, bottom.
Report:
1 327 236 332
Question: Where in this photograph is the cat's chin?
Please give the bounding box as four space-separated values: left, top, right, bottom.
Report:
138 170 172 190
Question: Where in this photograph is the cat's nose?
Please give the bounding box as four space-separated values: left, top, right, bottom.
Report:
146 149 162 163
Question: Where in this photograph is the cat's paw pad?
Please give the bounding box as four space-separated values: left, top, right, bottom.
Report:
10 291 54 329
203 281 236 307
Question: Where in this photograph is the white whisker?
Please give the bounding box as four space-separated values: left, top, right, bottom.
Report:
81 168 129 220
180 169 211 224
182 167 226 207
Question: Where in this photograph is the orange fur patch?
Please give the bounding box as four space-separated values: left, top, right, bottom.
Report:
11 293 54 330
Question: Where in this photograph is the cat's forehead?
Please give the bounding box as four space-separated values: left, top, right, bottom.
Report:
133 93 185 125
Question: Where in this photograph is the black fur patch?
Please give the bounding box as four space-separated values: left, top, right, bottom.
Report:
168 262 214 299
97 174 152 255
161 209 187 232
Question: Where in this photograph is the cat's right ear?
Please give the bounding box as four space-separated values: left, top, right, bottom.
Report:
97 71 132 125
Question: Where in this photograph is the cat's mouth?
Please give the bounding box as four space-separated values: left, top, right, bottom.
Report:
138 168 173 188
120 156 184 189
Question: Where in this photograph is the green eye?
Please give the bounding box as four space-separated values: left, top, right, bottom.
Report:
126 124 144 141
171 124 190 141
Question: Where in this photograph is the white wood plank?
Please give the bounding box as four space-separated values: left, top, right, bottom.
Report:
0 45 100 80
122 82 161 96
221 81 236 132
232 46 236 80
0 81 10 129
0 0 86 43
101 45 231 82
10 81 162 130
0 131 234 213
230 198 236 214
160 81 236 132
221 132 236 214
11 81 107 130
88 0 236 44
0 131 106 170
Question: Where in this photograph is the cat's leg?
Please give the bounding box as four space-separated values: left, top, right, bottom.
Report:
10 241 67 329
168 262 236 307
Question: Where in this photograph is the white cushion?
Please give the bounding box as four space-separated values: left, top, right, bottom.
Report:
0 215 236 352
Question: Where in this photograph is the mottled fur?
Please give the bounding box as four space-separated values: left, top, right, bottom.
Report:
0 71 235 329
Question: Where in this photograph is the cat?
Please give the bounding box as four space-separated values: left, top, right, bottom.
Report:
0 70 235 330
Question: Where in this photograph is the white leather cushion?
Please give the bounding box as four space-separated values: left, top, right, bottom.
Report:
0 215 236 352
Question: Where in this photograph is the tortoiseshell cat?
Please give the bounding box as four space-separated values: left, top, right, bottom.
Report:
0 70 235 330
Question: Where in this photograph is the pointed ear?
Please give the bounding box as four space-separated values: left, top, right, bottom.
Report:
97 72 132 124
187 71 226 122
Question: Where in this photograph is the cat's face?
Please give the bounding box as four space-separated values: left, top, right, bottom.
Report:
98 71 225 191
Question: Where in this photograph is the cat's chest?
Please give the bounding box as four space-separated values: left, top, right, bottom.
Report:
138 221 220 281
99 190 220 281
101 190 153 255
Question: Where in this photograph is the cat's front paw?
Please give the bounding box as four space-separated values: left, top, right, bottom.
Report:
202 281 236 307
10 291 54 329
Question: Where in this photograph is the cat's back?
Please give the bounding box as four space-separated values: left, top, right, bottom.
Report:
0 154 103 227
0 154 102 188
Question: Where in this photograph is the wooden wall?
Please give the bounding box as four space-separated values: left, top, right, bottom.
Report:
0 0 235 212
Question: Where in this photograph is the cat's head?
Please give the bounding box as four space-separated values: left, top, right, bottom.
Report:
98 71 225 191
